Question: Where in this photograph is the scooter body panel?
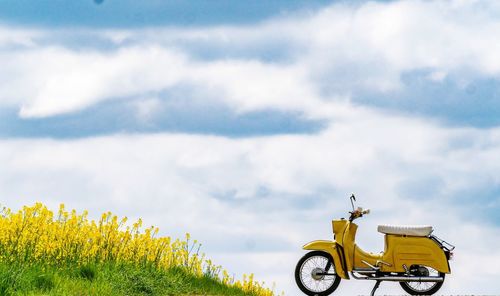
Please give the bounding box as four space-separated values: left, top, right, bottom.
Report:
302 240 349 279
331 219 450 275
353 244 383 269
380 234 450 273
341 222 358 271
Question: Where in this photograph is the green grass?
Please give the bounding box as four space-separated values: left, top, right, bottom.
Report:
0 262 260 296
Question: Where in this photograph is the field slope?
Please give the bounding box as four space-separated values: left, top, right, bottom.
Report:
0 203 275 296
0 262 265 295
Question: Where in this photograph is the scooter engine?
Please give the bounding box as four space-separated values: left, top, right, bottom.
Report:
410 265 430 277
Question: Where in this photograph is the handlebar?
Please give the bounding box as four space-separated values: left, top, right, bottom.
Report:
346 194 370 221
349 207 370 221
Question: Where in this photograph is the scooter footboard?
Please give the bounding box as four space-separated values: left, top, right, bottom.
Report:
303 240 348 279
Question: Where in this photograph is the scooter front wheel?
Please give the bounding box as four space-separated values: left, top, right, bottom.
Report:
294 251 341 296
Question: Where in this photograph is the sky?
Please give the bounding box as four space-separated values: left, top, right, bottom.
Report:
1 0 500 295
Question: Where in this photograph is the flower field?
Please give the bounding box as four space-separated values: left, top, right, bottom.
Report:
0 203 275 295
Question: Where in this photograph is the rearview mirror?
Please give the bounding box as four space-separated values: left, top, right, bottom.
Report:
350 193 356 211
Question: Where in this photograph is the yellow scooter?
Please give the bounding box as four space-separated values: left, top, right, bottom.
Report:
295 194 454 296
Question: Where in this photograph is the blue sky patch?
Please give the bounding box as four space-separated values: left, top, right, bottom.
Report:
352 71 500 128
0 0 332 28
0 100 325 139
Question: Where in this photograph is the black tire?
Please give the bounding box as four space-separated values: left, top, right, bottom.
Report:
399 266 445 295
294 251 341 296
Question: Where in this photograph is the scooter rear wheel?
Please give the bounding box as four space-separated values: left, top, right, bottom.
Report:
295 251 341 296
399 265 445 295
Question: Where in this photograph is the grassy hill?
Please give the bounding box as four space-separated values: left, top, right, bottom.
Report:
0 262 264 295
0 203 276 296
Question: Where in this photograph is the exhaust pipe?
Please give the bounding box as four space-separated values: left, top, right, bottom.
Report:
371 276 444 282
351 272 444 282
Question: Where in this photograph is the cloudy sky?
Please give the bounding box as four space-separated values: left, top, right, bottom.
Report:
1 0 500 294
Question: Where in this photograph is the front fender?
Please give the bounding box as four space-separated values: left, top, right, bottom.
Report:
303 240 348 279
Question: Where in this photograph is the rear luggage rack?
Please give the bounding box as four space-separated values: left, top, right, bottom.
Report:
430 235 455 251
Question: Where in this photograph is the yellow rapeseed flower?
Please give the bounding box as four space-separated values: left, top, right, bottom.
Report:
0 203 276 296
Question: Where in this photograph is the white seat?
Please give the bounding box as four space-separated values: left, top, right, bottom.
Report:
377 225 433 237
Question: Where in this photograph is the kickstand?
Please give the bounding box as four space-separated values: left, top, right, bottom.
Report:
370 280 381 296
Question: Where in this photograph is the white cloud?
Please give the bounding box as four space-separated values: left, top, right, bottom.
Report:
1 44 326 119
2 1 500 118
10 46 187 117
1 104 500 294
0 27 41 47
131 97 163 123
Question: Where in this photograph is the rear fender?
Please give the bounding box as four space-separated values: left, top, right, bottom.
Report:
303 240 348 279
